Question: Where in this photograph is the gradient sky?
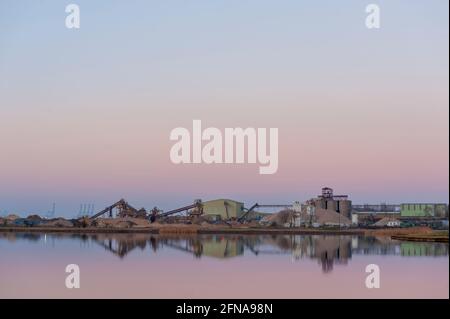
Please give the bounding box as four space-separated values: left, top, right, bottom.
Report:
0 0 448 217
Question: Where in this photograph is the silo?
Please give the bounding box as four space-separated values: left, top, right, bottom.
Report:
339 200 352 218
326 200 337 212
314 198 326 209
351 213 358 225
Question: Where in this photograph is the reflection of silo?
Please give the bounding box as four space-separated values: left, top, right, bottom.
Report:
326 200 337 212
338 239 352 259
339 200 352 218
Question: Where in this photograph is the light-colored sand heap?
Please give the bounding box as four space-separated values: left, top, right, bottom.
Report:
262 210 294 226
5 214 20 221
313 208 351 226
26 214 42 222
373 217 401 227
92 217 151 229
41 218 74 228
261 208 351 227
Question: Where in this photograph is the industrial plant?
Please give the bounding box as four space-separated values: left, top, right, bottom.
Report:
0 187 448 235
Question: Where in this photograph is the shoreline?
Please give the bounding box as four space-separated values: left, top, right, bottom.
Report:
2 226 448 242
1 226 447 242
0 226 364 235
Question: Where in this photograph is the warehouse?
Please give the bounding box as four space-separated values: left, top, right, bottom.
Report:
202 199 245 220
400 203 448 218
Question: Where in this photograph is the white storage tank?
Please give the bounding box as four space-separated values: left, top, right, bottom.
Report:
351 213 358 225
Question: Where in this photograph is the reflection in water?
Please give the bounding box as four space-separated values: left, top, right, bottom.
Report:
0 232 448 273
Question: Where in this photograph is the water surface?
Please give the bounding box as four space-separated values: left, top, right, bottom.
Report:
0 232 448 298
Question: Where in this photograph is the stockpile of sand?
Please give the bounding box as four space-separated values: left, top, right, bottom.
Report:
92 217 151 229
26 214 42 222
261 210 295 226
120 217 150 228
42 218 74 228
5 214 20 221
373 217 400 227
1 214 21 226
313 208 351 226
92 218 132 228
260 208 351 227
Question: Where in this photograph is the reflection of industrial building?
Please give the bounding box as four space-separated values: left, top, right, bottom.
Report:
2 233 448 272
202 238 244 258
290 235 352 272
311 187 352 218
160 236 246 259
91 233 157 258
249 235 353 273
86 234 448 260
401 242 449 256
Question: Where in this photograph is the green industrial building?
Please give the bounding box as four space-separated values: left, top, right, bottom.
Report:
400 203 448 218
202 199 245 220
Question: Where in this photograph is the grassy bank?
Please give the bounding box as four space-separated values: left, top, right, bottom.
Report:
362 227 449 242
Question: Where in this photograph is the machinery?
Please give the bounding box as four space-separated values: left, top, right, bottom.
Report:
238 203 293 223
88 198 203 223
90 199 147 220
156 199 204 220
238 203 259 222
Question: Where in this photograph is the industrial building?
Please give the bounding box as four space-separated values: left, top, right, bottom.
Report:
311 187 352 218
202 199 245 220
351 204 401 225
400 203 448 218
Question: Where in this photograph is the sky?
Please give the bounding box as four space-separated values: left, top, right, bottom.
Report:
0 0 448 217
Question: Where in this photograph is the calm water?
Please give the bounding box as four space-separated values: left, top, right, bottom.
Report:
0 232 448 298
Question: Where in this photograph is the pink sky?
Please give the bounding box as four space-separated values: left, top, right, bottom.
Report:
0 1 448 215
